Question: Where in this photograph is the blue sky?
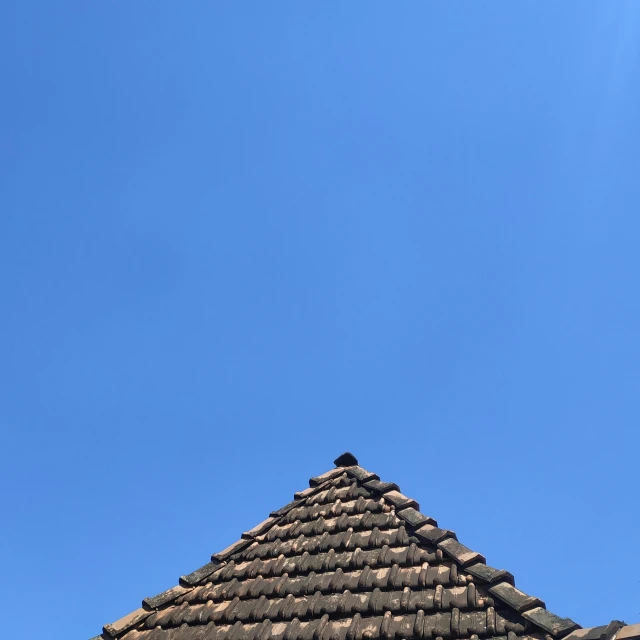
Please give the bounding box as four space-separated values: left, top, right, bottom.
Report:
1 3 639 639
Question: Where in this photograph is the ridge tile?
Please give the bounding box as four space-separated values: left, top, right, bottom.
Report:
438 537 485 566
293 486 319 500
242 516 279 539
212 538 253 562
489 582 544 612
383 489 419 510
270 499 303 518
618 624 640 640
414 524 457 544
143 584 192 610
396 507 436 528
465 562 514 585
600 621 626 640
334 452 359 466
309 468 344 487
522 607 580 637
563 626 610 640
103 607 150 638
345 466 379 483
180 560 221 586
363 479 399 494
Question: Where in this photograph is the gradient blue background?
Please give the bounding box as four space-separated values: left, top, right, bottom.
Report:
1 4 639 639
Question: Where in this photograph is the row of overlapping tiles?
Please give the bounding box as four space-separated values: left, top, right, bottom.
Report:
207 542 445 581
178 563 471 605
153 584 497 627
128 609 528 640
243 523 420 561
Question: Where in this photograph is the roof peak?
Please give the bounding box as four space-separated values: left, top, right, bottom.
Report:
333 451 358 467
96 455 606 640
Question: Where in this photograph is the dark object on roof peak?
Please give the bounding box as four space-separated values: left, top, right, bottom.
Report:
334 451 358 466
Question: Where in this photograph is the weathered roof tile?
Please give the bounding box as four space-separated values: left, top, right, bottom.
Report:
293 486 318 500
618 624 640 640
465 562 514 585
242 516 279 539
414 523 457 544
562 625 610 640
95 454 611 640
362 479 399 494
269 499 303 518
309 468 344 487
143 585 192 610
180 561 221 586
395 507 436 528
103 608 150 637
212 538 253 561
382 489 418 511
601 621 626 640
522 607 580 637
345 465 379 483
438 537 485 566
489 582 544 612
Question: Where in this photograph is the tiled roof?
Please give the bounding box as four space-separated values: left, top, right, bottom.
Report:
93 453 636 640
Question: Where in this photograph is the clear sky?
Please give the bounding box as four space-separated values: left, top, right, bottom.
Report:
1 3 639 639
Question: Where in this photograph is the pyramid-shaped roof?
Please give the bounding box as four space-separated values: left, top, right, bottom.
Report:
94 453 637 640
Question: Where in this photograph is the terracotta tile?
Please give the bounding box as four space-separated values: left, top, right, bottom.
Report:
363 479 400 494
95 456 602 640
438 538 485 566
242 516 279 539
465 562 514 585
396 507 436 528
383 489 419 511
180 561 221 586
345 465 379 483
414 523 456 544
104 608 150 637
522 607 579 637
211 538 253 561
143 585 192 610
618 624 640 640
489 582 544 612
308 468 344 487
563 625 615 640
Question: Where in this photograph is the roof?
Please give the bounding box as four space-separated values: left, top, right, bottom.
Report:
94 452 638 640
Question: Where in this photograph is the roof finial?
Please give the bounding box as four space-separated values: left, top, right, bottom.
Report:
334 452 358 467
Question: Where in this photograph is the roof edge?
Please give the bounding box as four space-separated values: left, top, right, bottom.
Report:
97 470 343 639
96 456 594 640
350 461 581 640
